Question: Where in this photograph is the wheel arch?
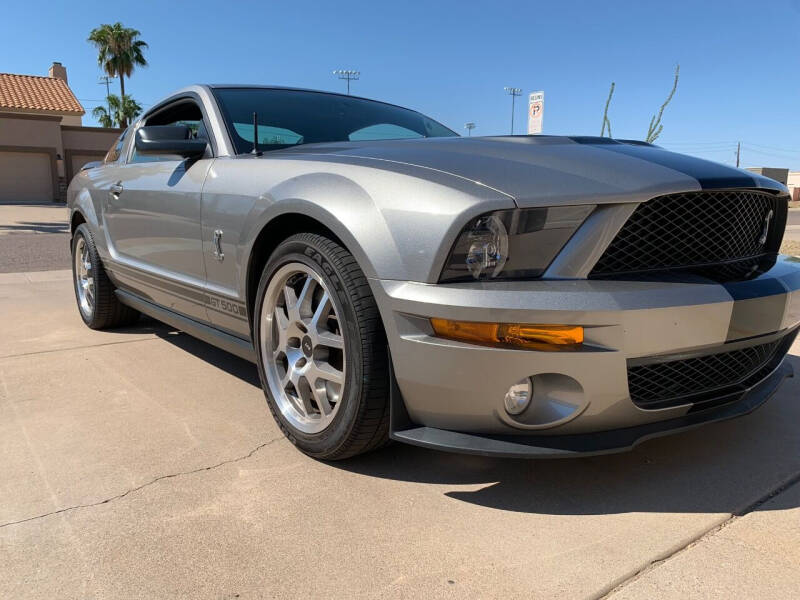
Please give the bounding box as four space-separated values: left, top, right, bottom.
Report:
244 210 372 331
69 186 100 240
70 209 86 236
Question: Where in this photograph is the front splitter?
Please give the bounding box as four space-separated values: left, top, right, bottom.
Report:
389 361 793 459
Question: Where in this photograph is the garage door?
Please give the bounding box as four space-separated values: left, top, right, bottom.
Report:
0 151 53 203
69 154 104 182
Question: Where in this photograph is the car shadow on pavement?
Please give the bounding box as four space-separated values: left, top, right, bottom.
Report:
334 353 800 515
151 325 800 516
152 324 262 387
0 221 69 234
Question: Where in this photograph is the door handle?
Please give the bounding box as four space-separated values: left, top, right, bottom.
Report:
110 182 123 197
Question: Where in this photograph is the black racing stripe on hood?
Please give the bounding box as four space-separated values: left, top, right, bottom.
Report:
594 143 763 190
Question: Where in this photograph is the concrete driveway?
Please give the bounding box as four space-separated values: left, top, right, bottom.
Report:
2 270 800 599
2 203 800 599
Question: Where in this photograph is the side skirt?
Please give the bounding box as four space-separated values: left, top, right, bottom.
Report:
116 289 256 363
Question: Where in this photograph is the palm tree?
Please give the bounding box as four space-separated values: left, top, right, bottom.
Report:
92 105 114 128
92 94 143 128
88 23 148 126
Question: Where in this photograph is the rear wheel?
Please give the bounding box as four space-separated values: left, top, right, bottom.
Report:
253 233 389 459
71 224 139 329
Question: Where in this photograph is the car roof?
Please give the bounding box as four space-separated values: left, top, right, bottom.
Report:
203 84 419 113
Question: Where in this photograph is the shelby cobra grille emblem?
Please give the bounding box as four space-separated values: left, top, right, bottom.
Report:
758 209 774 246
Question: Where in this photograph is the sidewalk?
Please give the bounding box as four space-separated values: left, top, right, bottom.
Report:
1 273 800 599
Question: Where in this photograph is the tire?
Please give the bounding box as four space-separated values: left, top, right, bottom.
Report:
253 233 389 459
71 223 140 330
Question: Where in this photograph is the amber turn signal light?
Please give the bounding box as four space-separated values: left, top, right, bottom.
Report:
430 318 583 350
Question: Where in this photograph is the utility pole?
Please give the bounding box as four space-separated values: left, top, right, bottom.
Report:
464 122 476 136
504 87 522 134
98 75 115 115
332 70 360 95
736 141 741 168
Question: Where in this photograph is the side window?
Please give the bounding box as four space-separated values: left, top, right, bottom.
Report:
104 127 129 163
129 101 211 163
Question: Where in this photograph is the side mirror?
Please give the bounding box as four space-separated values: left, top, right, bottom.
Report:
134 125 208 158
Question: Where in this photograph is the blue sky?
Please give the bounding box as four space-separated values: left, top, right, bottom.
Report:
4 0 800 167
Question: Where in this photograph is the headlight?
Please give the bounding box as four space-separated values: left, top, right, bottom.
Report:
439 206 594 282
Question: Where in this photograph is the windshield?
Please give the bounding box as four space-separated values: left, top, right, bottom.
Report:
212 87 458 154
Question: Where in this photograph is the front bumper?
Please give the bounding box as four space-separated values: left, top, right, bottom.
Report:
389 361 793 458
373 256 800 456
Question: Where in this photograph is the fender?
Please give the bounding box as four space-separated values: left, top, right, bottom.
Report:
70 187 99 233
239 172 395 289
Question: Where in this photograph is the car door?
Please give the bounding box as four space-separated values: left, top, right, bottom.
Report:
102 98 215 323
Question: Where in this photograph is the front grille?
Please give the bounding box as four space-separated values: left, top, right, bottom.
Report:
591 190 786 277
627 332 795 410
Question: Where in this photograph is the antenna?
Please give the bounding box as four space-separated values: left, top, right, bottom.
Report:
251 112 261 156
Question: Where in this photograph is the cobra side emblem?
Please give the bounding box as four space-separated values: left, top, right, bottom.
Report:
213 229 225 261
758 209 774 246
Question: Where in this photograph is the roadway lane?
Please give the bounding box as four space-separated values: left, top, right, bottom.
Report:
0 204 70 273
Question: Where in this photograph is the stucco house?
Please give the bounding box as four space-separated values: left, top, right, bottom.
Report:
0 62 122 203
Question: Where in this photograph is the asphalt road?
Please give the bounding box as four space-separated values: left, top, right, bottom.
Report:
0 204 70 273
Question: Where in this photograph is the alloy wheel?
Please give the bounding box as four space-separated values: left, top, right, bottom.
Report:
260 262 347 434
74 236 95 319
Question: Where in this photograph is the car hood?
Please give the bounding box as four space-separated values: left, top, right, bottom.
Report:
279 136 786 207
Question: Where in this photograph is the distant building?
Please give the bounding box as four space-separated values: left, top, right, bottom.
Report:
745 167 789 185
787 171 800 202
0 62 121 203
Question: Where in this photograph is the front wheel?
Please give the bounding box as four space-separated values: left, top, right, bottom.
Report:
253 233 389 459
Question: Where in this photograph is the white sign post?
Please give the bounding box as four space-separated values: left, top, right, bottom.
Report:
528 91 544 134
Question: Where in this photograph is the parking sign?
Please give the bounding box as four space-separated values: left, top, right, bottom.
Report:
528 91 544 134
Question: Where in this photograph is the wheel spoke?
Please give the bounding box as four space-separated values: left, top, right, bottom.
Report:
296 379 316 417
296 276 316 319
312 383 333 416
310 292 331 329
310 360 344 386
317 330 344 350
283 284 299 321
273 306 289 347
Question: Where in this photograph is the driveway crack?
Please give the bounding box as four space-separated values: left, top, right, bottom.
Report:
0 436 284 530
594 470 800 599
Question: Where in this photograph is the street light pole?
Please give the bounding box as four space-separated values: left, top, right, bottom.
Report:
464 122 476 136
504 87 522 135
332 69 360 95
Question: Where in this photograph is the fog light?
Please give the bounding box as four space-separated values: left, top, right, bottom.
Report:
504 378 533 415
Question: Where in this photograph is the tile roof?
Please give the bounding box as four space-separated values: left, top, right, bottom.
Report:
0 73 84 115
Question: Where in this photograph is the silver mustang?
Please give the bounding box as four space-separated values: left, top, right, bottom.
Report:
67 84 800 459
